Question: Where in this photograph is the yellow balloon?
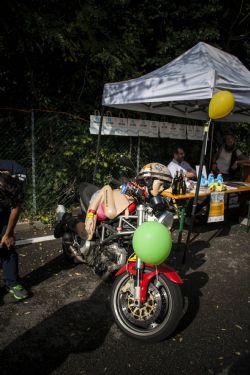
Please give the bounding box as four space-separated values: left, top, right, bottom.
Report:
208 91 235 120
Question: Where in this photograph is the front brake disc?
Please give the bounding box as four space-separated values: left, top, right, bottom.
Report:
120 282 162 327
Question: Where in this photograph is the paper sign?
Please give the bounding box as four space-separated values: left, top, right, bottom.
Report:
90 115 129 136
149 121 159 138
127 118 139 136
160 122 172 138
207 192 225 223
89 115 101 134
168 123 186 139
138 119 150 137
187 125 203 140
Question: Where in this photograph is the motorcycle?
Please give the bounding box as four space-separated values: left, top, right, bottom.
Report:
54 157 183 341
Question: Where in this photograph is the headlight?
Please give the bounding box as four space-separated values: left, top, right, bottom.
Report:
145 210 173 229
157 211 174 229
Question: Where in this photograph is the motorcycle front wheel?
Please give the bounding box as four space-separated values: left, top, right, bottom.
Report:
111 271 183 342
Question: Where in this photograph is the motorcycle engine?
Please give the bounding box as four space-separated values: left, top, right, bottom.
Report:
94 242 128 279
80 240 128 280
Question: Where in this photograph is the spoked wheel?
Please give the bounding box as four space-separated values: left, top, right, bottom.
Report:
111 271 183 341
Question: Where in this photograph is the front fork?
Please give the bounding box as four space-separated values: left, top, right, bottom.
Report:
134 205 146 306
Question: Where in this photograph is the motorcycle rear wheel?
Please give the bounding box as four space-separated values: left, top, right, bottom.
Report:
111 271 183 341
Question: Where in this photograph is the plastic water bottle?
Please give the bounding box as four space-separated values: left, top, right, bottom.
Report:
216 172 223 183
207 171 214 185
120 183 128 194
200 175 208 187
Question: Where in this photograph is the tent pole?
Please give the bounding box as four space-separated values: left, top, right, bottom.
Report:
129 136 132 158
93 106 105 183
136 136 141 174
182 119 211 264
209 121 215 171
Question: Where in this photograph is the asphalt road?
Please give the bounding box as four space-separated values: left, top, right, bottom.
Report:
0 219 249 375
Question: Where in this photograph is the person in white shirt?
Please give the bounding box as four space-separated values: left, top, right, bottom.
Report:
168 146 196 179
168 147 209 224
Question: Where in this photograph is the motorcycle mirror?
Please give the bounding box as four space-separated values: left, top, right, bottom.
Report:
119 155 137 175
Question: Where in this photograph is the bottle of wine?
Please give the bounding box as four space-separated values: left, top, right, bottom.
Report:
182 171 187 194
179 169 184 194
172 171 180 195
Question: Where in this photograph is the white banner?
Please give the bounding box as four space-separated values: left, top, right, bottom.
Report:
90 114 202 140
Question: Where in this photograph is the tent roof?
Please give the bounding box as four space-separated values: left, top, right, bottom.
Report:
102 42 250 123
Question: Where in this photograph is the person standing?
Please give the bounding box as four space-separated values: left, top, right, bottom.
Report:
0 160 28 300
212 133 249 180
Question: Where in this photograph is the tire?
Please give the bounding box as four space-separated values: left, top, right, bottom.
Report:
111 271 183 342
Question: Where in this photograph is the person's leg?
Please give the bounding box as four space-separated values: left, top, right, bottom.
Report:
196 196 210 214
185 196 210 217
239 192 250 218
0 219 17 286
1 246 19 287
185 198 193 217
184 198 201 225
0 218 28 300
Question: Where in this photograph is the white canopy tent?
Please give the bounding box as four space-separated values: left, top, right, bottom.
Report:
102 42 250 123
96 42 250 262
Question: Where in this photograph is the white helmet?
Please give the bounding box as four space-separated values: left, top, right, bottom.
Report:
137 163 172 184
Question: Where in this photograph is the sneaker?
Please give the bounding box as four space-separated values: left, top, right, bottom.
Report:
6 284 28 300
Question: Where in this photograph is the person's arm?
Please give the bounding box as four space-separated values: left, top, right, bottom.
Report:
231 151 250 169
237 153 249 164
184 162 196 179
186 170 196 179
0 204 21 249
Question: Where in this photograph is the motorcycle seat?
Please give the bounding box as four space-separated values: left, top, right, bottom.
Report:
78 182 99 212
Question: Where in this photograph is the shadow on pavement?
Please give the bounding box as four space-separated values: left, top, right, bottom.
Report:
0 286 7 306
176 271 209 335
22 253 76 288
229 353 250 375
169 239 210 337
0 280 113 375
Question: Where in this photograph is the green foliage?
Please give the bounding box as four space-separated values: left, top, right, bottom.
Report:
1 0 249 111
0 0 250 219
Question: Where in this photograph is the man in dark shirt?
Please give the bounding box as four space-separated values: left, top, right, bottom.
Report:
0 160 28 300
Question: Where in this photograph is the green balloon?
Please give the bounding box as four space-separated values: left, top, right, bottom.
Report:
132 221 172 265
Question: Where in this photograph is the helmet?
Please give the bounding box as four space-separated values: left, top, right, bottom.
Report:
137 163 172 184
